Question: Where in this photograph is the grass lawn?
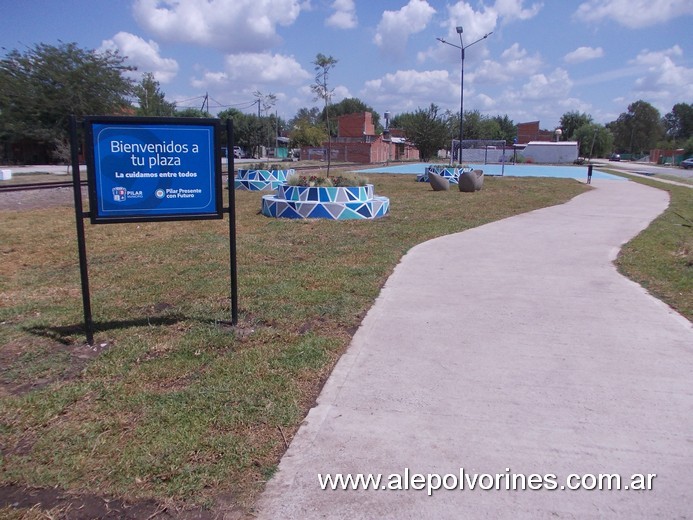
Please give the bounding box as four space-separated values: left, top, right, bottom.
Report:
0 170 686 516
607 171 692 320
655 173 693 185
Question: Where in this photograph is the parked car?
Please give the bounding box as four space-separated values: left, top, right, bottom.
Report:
609 153 621 161
681 158 693 169
233 146 249 159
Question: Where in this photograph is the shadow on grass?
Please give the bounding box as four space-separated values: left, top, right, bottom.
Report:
25 315 187 345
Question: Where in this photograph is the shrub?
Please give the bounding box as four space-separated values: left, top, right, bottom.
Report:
286 174 367 187
246 162 283 171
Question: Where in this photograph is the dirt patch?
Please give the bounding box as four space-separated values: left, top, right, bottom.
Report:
0 338 108 397
0 484 249 519
0 186 83 212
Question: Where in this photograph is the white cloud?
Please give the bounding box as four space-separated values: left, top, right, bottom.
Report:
326 0 357 29
190 71 229 90
361 69 457 112
373 0 436 57
629 46 693 107
223 53 311 84
187 53 311 115
564 46 604 64
518 68 573 101
469 43 542 83
100 32 179 83
631 45 683 67
574 0 693 28
476 93 496 110
191 53 309 93
444 2 498 44
331 85 353 103
492 0 543 21
132 0 305 52
421 1 539 68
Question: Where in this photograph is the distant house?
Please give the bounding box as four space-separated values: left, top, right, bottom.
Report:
301 112 419 164
650 148 685 165
517 121 555 144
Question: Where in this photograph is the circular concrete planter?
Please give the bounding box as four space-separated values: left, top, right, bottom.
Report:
234 169 295 191
261 183 390 220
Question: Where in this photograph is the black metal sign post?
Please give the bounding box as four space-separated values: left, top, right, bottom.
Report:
226 118 239 325
69 115 238 344
69 115 95 345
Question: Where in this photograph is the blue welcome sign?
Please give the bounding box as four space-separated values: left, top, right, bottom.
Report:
86 116 223 223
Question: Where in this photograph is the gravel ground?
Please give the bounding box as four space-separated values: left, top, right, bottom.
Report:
0 186 86 212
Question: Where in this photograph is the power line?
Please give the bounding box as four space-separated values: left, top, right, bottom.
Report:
175 94 207 105
174 94 272 113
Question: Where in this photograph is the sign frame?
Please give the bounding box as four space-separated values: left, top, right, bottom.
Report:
84 115 223 224
70 115 237 345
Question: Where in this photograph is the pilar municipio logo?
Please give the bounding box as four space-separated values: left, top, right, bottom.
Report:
112 187 127 202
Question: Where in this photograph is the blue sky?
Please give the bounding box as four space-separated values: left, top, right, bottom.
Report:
2 0 692 129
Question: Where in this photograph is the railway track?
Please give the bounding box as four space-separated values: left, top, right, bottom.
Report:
0 180 86 193
0 162 365 194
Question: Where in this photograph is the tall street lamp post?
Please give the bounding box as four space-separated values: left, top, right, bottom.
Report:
437 27 492 163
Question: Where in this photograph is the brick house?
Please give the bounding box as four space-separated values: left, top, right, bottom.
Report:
516 121 555 144
301 112 419 164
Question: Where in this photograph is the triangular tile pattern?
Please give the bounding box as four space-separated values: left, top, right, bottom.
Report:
261 184 389 220
416 165 471 184
234 169 295 191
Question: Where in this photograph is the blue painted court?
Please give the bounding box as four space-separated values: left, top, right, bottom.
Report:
355 163 626 181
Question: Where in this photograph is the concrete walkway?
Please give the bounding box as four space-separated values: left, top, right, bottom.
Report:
256 180 692 519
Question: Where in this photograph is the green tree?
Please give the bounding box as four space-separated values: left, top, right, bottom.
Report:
311 53 338 175
491 115 516 143
683 136 693 155
287 107 325 150
289 107 322 128
391 104 448 160
0 42 134 161
444 109 460 148
252 91 282 154
175 107 211 118
479 118 502 140
663 102 693 142
289 121 328 148
134 72 176 116
560 111 593 141
218 108 263 157
573 123 613 158
442 111 514 157
461 110 483 140
608 100 663 155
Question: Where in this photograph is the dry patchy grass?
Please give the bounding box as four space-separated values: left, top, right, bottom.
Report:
1 172 588 514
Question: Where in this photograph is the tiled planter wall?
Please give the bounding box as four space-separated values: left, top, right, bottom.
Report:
416 165 470 184
234 169 295 191
261 184 390 220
